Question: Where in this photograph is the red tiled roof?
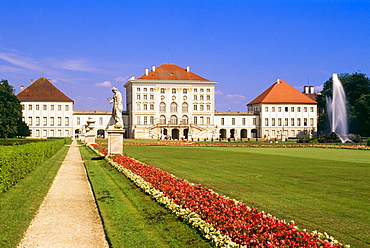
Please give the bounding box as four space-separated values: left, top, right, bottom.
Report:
137 64 209 81
17 77 73 102
248 79 317 105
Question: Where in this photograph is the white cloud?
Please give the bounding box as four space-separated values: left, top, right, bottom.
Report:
49 57 97 72
114 76 129 82
224 94 246 100
95 81 112 87
215 90 224 95
0 52 44 72
315 85 323 92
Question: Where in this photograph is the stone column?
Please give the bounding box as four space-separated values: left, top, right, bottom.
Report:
107 128 125 156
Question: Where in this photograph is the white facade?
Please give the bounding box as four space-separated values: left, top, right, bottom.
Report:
124 79 218 140
21 101 73 138
247 103 317 139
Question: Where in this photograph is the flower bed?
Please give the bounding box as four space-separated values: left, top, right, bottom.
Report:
89 144 349 247
120 141 370 150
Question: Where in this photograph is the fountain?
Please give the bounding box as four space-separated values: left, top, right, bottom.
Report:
326 73 350 143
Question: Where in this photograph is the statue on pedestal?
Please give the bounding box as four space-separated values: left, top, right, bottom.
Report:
108 87 123 129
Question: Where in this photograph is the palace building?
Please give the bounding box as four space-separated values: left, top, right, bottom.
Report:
17 64 317 140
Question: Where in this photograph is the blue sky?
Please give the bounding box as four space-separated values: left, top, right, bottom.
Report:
1 0 369 111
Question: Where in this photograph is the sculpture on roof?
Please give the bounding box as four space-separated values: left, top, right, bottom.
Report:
108 87 123 129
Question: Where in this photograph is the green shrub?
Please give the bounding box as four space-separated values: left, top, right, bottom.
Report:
0 138 69 193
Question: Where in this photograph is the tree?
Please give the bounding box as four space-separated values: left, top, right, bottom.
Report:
0 79 22 138
317 72 370 136
354 94 370 136
17 120 31 137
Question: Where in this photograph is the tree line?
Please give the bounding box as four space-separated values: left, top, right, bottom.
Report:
0 79 30 138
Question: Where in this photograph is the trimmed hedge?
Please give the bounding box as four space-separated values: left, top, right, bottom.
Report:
0 138 70 193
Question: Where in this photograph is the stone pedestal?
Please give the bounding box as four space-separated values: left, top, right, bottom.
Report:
107 128 125 156
85 133 96 145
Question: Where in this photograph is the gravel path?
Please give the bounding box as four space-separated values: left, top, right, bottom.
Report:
17 140 109 248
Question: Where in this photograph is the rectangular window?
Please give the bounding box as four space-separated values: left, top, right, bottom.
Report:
194 88 197 92
50 105 54 110
285 118 288 126
36 117 40 126
200 105 204 111
206 95 210 100
285 107 288 112
50 117 55 126
137 94 141 100
58 117 62 126
310 118 314 126
65 117 69 126
206 105 210 111
291 107 294 112
150 116 154 125
22 104 25 110
183 88 187 94
77 117 80 125
143 88 147 92
172 88 176 94
36 105 40 110
253 118 256 125
28 117 32 125
207 117 210 125
144 104 147 110
150 94 154 100
242 118 246 125
99 117 103 125
43 105 47 110
43 117 47 126
194 116 197 124
278 118 282 126
150 104 154 110
272 107 275 112
297 118 301 126
137 104 141 110
200 116 204 125
265 107 268 112
143 95 147 100
265 118 269 126
160 88 165 94
232 118 235 125
137 116 141 125
297 107 301 112
144 116 147 125
221 118 225 125
200 95 204 101
137 87 141 92
304 118 308 126
304 107 307 112
310 107 314 112
278 107 282 112
291 118 294 126
194 105 197 111
272 118 275 126
193 95 197 100
28 104 32 110
58 105 62 111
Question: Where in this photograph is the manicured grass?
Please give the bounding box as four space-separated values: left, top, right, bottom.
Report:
123 145 370 248
80 146 212 248
0 145 69 248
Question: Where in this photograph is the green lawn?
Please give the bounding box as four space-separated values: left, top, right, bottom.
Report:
123 145 370 248
80 146 212 248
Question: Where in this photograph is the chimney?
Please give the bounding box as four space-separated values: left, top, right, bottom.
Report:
309 86 314 94
145 68 149 76
186 65 190 72
30 79 34 85
20 85 24 92
152 65 156 72
303 86 309 94
276 79 280 84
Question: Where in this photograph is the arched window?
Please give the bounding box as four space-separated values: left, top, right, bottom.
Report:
182 102 188 112
172 88 176 94
170 115 178 125
182 115 188 125
160 88 165 94
160 115 166 125
160 102 166 112
170 102 177 112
